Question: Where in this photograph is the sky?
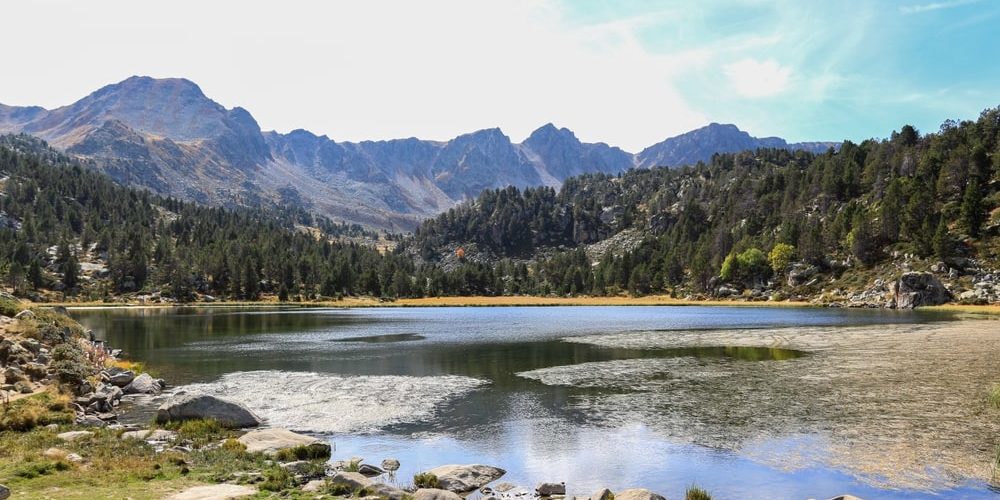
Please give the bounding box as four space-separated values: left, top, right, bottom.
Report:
1 0 998 151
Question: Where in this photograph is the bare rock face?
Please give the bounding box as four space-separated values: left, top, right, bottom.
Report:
422 464 506 493
236 428 330 457
155 394 262 428
412 489 463 500
614 489 666 500
893 272 952 309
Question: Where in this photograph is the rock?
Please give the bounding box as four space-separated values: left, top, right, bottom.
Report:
0 484 9 500
413 489 464 500
614 489 665 500
423 464 506 493
122 429 177 441
166 484 258 499
279 460 315 475
155 394 262 428
328 471 373 490
23 362 48 381
123 373 162 395
893 272 952 309
788 263 819 287
14 310 35 320
44 423 59 431
537 483 566 496
43 448 68 460
492 483 517 493
75 415 107 427
369 483 408 500
381 458 401 471
104 368 136 387
56 430 94 442
358 463 385 477
65 453 84 463
302 480 325 492
236 428 330 457
590 488 613 500
93 383 124 405
827 496 864 500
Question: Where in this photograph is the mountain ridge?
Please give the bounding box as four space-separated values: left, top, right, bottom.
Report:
0 76 837 230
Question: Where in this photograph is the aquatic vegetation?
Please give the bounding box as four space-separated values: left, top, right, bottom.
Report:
988 384 1000 408
685 485 712 500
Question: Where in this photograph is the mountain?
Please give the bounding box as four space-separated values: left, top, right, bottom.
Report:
0 76 834 230
636 123 834 168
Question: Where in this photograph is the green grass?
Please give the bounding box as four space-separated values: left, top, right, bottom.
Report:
0 391 74 432
988 384 1000 408
686 485 713 500
274 444 331 461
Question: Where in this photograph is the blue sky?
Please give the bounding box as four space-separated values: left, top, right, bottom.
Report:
556 0 1000 143
1 0 998 150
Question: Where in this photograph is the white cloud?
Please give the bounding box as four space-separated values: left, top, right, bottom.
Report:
0 0 707 152
899 0 979 14
722 58 792 98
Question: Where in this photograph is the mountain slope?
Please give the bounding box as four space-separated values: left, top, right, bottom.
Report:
0 76 833 230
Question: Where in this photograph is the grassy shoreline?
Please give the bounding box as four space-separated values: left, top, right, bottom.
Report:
28 294 1000 314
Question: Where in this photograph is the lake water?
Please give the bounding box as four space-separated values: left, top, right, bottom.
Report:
71 306 1000 499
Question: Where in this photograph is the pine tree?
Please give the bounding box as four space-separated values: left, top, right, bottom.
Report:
960 177 985 237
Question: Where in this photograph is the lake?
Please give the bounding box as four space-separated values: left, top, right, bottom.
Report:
70 306 1000 499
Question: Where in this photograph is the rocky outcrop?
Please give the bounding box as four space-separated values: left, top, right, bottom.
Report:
412 488 463 500
614 489 666 500
155 394 262 428
236 428 329 457
422 464 506 493
893 272 952 309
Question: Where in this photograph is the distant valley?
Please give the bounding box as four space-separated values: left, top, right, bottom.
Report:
0 76 835 230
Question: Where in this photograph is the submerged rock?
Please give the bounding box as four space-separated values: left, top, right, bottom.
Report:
423 464 506 493
236 428 329 457
156 394 262 428
381 458 401 471
413 489 463 500
614 489 665 500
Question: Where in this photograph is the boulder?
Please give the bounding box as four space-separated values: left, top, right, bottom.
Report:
537 483 566 496
123 373 162 395
423 464 506 493
104 368 136 387
614 489 665 500
236 428 330 457
893 272 952 309
358 463 385 477
413 489 463 500
75 415 106 427
166 484 258 500
65 453 84 463
56 430 94 442
0 484 9 500
381 458 400 471
591 488 613 500
155 394 262 428
14 310 35 320
42 448 68 460
121 429 177 441
302 480 325 492
328 471 373 490
368 483 408 500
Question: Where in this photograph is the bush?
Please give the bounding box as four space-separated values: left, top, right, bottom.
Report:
686 486 712 500
175 418 226 444
13 460 71 478
275 444 330 461
259 465 295 492
414 472 440 489
50 341 92 386
989 384 1000 408
0 295 24 317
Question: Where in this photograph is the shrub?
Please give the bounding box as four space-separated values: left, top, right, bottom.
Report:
50 341 92 386
414 472 440 489
259 465 295 492
274 444 330 461
686 486 712 500
175 418 225 444
0 295 23 317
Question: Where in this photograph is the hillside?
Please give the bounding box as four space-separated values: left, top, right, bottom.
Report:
0 76 832 231
403 108 1000 306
